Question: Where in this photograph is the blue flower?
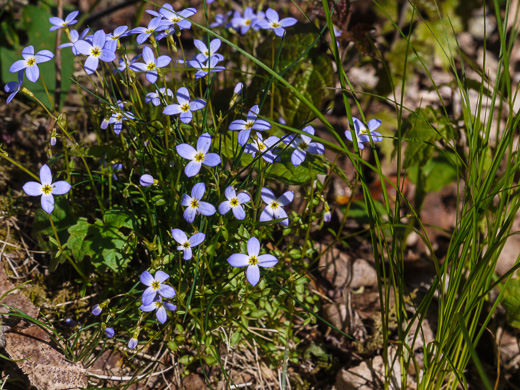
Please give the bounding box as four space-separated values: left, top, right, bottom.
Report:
345 117 383 149
139 296 177 324
187 57 225 79
228 105 271 146
210 11 233 28
244 134 280 164
140 174 155 186
105 26 130 51
114 53 142 73
283 125 324 167
218 186 251 220
131 17 170 44
145 88 174 106
163 87 206 124
128 337 138 349
254 8 297 37
100 101 135 135
129 46 171 84
171 229 205 260
176 132 221 177
22 164 71 214
259 188 293 227
193 38 224 62
9 45 54 83
181 183 216 223
75 30 116 74
105 327 115 338
157 6 197 32
231 7 262 35
227 237 278 286
234 82 244 94
49 10 79 31
58 29 89 56
140 270 176 306
91 304 102 316
4 70 23 105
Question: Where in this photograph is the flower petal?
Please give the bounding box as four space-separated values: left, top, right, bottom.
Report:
367 119 381 131
197 132 212 153
185 160 202 177
39 164 52 184
237 193 251 203
52 181 71 195
237 129 251 146
183 206 197 223
171 228 188 244
198 201 216 216
228 120 247 131
180 110 193 123
155 270 170 283
247 237 260 257
280 17 297 27
203 153 221 167
176 87 190 105
191 183 205 199
278 191 294 206
158 284 176 299
190 99 206 111
142 46 154 63
232 205 246 220
140 270 154 286
218 201 232 215
156 306 167 324
291 149 306 167
25 65 40 83
141 287 156 305
139 301 156 311
176 143 197 160
258 254 278 268
261 187 276 204
252 118 271 131
227 253 249 267
189 232 205 247
163 104 182 115
183 247 193 260
246 265 260 286
23 182 42 196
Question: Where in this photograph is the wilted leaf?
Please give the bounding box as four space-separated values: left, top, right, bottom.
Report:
0 265 39 326
4 326 87 389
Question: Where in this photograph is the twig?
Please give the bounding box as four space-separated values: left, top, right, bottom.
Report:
230 383 253 389
87 365 173 381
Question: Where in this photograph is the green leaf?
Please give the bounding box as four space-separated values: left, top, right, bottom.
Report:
179 355 195 366
266 153 327 185
502 279 520 329
408 154 458 192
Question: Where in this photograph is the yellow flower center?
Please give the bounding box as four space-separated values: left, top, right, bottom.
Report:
152 280 160 290
245 19 251 26
258 142 266 151
146 62 156 71
181 103 190 112
230 198 239 207
299 141 308 151
204 50 209 56
154 301 164 309
171 16 181 23
91 47 101 57
245 121 254 130
26 58 36 66
270 201 280 210
359 127 368 135
146 28 154 34
41 184 53 195
272 22 280 28
190 199 199 208
116 114 123 121
194 152 205 162
182 242 190 249
248 256 259 266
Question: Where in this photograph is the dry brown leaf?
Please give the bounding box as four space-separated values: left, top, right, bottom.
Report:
4 325 87 390
0 261 39 324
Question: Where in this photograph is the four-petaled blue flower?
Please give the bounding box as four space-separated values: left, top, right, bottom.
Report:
227 237 278 286
132 17 170 45
105 26 130 51
100 101 135 135
9 45 54 83
4 70 23 105
229 105 271 146
218 186 251 220
193 38 224 62
145 88 174 106
163 87 206 124
187 57 225 79
139 296 177 324
244 134 280 164
22 164 71 214
255 8 297 37
231 7 263 35
49 10 79 31
58 29 89 56
140 270 176 306
176 132 221 177
345 117 383 149
75 30 116 74
259 187 293 227
283 125 324 167
129 46 171 84
181 183 216 223
171 229 205 260
155 5 197 36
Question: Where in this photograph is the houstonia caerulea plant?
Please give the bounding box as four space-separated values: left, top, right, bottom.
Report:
129 46 171 84
105 327 115 338
218 186 251 220
101 101 135 135
105 26 130 51
171 229 205 260
345 117 383 149
187 57 225 79
145 88 174 106
132 17 169 44
128 337 138 349
244 134 281 164
140 296 177 324
260 188 294 227
22 164 71 214
4 70 23 105
229 105 271 146
152 5 197 33
181 183 216 223
163 87 206 124
75 30 116 74
9 45 54 83
255 8 297 37
193 38 224 62
231 7 264 35
140 270 176 305
176 132 221 177
49 10 79 31
283 125 324 167
58 29 89 56
227 237 278 286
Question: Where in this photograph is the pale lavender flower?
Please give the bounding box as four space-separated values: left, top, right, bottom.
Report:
171 229 205 260
114 53 142 73
345 117 383 149
140 174 155 186
158 5 197 31
259 188 293 227
163 87 206 124
244 134 280 164
140 270 176 305
139 296 177 324
105 26 130 51
75 30 116 74
210 11 232 28
145 87 174 106
227 237 278 286
254 8 297 37
49 10 79 31
228 105 271 146
105 328 115 338
22 164 71 214
187 57 225 79
92 304 102 316
218 186 250 220
58 29 89 56
132 17 170 45
129 46 171 83
283 125 324 167
100 101 134 135
234 82 244 94
128 337 138 349
193 38 224 62
176 132 221 177
9 45 54 83
4 70 23 105
231 7 260 35
181 183 216 223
